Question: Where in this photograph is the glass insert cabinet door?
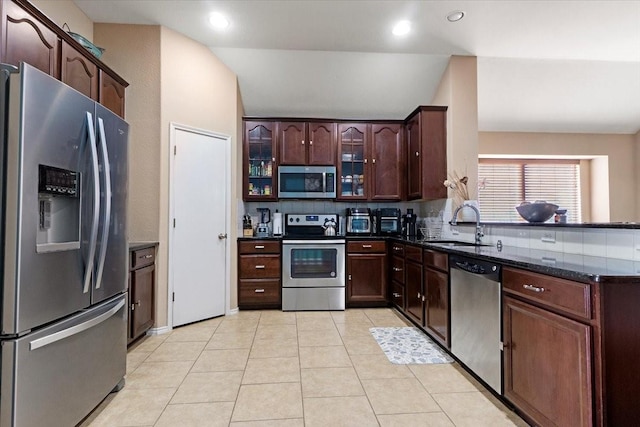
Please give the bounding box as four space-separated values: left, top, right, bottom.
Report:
245 121 277 200
338 124 367 199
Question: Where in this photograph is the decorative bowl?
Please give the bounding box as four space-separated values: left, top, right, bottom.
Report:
67 30 105 59
516 201 559 223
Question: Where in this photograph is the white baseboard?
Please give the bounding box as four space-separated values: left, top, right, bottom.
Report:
147 326 172 336
227 307 239 315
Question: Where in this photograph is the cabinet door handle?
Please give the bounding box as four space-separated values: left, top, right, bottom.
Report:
364 158 368 164
254 289 265 293
392 292 402 298
255 265 265 269
309 140 313 145
301 140 305 145
272 157 276 162
254 245 265 249
415 151 419 157
372 158 376 164
417 292 421 298
348 274 352 281
362 244 372 248
393 267 402 272
142 254 153 259
523 284 545 293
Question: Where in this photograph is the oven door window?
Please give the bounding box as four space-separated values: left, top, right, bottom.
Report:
290 248 337 278
281 172 324 193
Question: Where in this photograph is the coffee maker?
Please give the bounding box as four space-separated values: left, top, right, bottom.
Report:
401 208 417 238
256 208 271 237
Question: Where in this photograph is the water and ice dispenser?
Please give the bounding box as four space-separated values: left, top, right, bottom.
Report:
36 165 80 252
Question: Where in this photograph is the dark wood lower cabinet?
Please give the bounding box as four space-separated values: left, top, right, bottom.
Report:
405 259 423 324
238 240 281 309
503 296 592 427
346 240 388 307
424 268 448 346
128 244 157 345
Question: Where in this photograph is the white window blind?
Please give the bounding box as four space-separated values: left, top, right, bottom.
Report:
478 160 581 223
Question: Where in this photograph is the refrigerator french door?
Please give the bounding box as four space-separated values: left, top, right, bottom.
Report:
0 63 128 427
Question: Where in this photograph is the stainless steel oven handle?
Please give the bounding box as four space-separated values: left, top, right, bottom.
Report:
283 240 346 245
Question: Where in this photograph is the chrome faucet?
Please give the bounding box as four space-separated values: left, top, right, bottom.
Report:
451 203 484 244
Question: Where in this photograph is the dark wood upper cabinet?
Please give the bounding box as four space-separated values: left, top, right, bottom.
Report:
370 123 404 201
279 121 336 165
1 0 59 77
1 0 129 118
337 123 368 200
406 106 447 200
244 121 277 201
61 40 98 100
99 70 126 118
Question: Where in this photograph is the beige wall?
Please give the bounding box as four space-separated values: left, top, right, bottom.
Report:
479 132 637 222
32 0 93 41
160 27 242 323
92 25 241 328
431 56 479 209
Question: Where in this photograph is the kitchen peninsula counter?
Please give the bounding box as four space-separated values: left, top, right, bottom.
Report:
397 236 640 282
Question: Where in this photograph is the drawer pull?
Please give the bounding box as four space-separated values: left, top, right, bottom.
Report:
393 247 402 251
254 245 265 249
255 265 265 269
392 292 402 298
393 267 403 272
523 284 545 293
254 289 265 293
362 244 372 248
142 254 153 259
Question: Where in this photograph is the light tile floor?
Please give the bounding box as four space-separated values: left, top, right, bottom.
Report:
79 308 529 427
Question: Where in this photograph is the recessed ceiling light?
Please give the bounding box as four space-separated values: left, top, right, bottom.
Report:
392 20 411 36
446 10 465 22
209 12 229 30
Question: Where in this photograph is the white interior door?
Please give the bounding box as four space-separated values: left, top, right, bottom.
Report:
170 126 227 327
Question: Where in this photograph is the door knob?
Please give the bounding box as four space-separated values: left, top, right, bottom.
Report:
218 233 228 239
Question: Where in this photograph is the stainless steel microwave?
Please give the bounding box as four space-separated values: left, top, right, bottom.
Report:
278 165 337 199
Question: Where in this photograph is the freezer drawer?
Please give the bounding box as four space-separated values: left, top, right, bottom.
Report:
1 294 127 427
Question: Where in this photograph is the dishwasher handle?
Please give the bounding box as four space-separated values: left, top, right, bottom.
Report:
450 255 501 281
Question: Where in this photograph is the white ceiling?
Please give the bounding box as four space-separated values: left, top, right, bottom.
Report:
74 0 640 133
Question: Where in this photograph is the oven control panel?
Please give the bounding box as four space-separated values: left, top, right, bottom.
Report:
286 214 338 226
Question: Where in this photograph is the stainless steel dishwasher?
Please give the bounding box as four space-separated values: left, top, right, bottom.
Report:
450 254 502 394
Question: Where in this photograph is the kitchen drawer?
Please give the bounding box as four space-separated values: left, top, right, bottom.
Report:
130 247 155 270
239 279 281 305
424 249 448 272
405 244 422 263
391 242 404 256
238 240 280 254
347 240 386 253
391 256 405 284
502 267 591 320
239 255 281 279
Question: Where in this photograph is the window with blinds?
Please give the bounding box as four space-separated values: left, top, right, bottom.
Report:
478 160 581 223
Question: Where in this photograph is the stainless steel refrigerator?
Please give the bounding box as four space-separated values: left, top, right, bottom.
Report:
0 63 128 427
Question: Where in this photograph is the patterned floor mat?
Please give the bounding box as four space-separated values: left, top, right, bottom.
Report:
370 327 454 364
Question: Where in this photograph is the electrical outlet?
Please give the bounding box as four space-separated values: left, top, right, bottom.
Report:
451 226 459 236
541 231 556 243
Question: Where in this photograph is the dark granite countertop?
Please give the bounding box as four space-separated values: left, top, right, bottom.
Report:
129 241 159 251
393 236 640 283
456 221 640 229
235 235 640 282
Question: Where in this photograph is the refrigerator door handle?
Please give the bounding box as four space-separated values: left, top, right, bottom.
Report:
28 299 125 351
94 117 112 290
83 111 101 294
